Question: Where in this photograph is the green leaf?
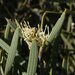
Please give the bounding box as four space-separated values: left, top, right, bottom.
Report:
6 19 22 37
5 27 20 75
0 39 26 70
48 10 66 43
60 33 74 49
4 19 10 39
62 56 69 74
67 15 72 32
27 40 38 75
0 39 9 52
22 72 26 75
61 33 75 74
6 19 17 31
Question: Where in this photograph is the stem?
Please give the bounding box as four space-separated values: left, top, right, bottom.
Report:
40 11 62 31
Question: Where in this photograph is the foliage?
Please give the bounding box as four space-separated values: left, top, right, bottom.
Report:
0 0 75 75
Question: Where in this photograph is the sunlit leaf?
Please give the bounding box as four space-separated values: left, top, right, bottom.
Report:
4 19 10 39
48 10 66 43
0 39 9 52
27 40 38 75
5 27 20 75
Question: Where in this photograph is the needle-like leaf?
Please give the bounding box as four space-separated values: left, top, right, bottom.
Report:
5 27 20 75
27 39 38 75
48 10 66 43
4 20 10 39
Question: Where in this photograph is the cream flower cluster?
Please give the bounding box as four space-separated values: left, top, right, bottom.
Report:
21 21 49 48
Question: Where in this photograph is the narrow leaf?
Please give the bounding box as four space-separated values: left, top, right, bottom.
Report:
48 10 66 43
6 19 17 31
60 33 74 49
5 27 20 75
4 20 10 39
6 19 22 37
0 39 9 52
0 38 26 68
27 40 38 75
62 56 69 74
22 72 26 75
67 15 72 32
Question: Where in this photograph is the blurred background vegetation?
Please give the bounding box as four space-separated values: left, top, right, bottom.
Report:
0 0 75 75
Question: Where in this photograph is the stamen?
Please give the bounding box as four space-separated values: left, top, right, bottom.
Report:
21 21 49 48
